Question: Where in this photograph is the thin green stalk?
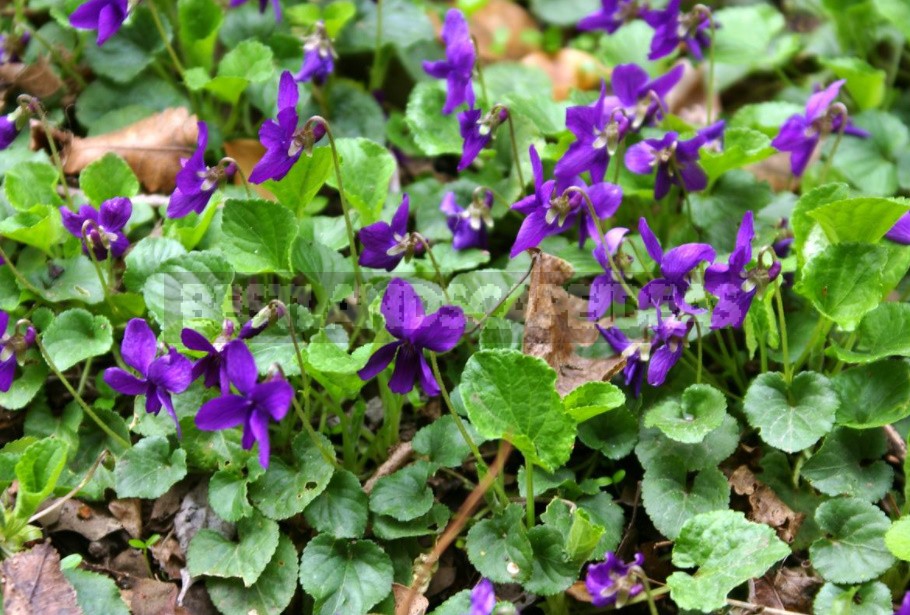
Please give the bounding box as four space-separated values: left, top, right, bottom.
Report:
693 319 703 385
147 0 185 75
639 575 660 615
35 336 131 451
416 235 451 303
774 284 791 382
36 112 73 208
369 0 384 90
793 317 831 373
467 251 537 335
612 139 626 186
471 36 490 107
820 112 847 184
524 460 535 527
505 113 526 190
77 356 92 397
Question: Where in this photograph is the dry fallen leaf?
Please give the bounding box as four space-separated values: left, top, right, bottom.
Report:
150 535 185 580
468 0 538 62
39 499 124 542
664 60 722 127
31 108 198 193
522 252 626 395
108 498 142 539
749 566 822 614
730 465 804 544
124 578 182 615
222 138 274 200
746 152 798 192
0 57 64 100
1 542 82 615
521 49 606 100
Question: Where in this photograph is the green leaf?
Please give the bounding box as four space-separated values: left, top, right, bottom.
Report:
790 183 851 268
743 372 838 453
578 492 625 557
449 269 529 319
667 510 790 612
0 205 63 254
78 154 140 205
562 381 625 422
885 516 910 561
466 505 533 584
188 511 280 586
143 251 234 329
641 459 730 540
796 242 910 331
209 467 256 522
802 428 893 502
221 199 298 275
644 384 727 444
578 406 640 461
809 497 895 584
123 238 187 292
178 0 222 70
412 416 483 468
524 526 578 596
700 128 775 182
404 81 462 156
219 39 273 82
325 138 395 225
291 237 354 308
299 535 393 615
478 316 523 351
821 58 886 110
248 433 335 520
42 309 113 372
262 147 332 215
372 502 450 540
541 500 606 568
731 101 804 138
62 567 130 615
830 303 910 363
336 0 433 51
301 79 386 144
303 469 369 539
0 361 49 411
830 111 908 197
83 7 166 82
813 581 893 615
807 197 910 244
13 438 68 520
4 161 62 210
113 436 187 499
207 534 298 615
461 350 574 472
873 0 910 40
368 463 434 522
832 361 910 427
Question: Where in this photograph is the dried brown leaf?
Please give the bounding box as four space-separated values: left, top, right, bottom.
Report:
664 60 721 127
108 498 142 539
126 578 181 615
39 499 123 542
1 542 82 615
522 252 625 395
468 0 538 62
520 49 604 101
749 566 822 613
0 57 64 99
730 465 804 544
222 138 274 200
110 548 152 579
150 535 184 580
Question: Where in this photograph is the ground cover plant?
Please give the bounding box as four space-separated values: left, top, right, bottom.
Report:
0 0 910 612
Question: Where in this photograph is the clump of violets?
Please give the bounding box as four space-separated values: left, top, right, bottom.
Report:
643 0 713 60
181 320 236 394
295 21 335 85
60 197 132 261
589 227 631 320
637 217 715 314
195 341 293 469
578 0 644 34
249 71 326 184
770 80 868 177
648 311 693 386
168 122 233 219
0 312 35 393
511 145 623 258
457 106 508 171
704 211 781 329
104 319 193 433
469 578 496 615
440 189 493 251
586 552 646 608
359 195 424 271
555 83 629 183
69 0 128 46
358 278 465 396
422 9 476 115
625 121 724 200
612 63 684 129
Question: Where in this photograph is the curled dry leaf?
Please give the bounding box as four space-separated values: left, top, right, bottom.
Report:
123 577 180 615
0 542 82 615
0 56 64 100
467 0 538 62
749 566 822 614
38 499 124 542
108 498 143 539
30 107 198 193
729 465 804 544
664 60 722 127
522 252 626 395
521 49 606 101
222 138 274 200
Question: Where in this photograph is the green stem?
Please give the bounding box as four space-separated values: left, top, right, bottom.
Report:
524 460 535 527
147 0 185 75
820 115 847 184
694 319 703 385
612 139 626 186
466 251 537 336
37 113 73 208
369 0 384 90
639 575 660 615
792 317 831 374
471 36 490 107
568 186 635 299
417 235 451 303
77 356 92 397
774 284 791 382
505 113 526 191
35 336 131 451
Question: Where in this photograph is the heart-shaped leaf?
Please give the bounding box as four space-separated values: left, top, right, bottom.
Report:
809 497 895 584
187 511 280 586
299 535 393 615
644 384 727 444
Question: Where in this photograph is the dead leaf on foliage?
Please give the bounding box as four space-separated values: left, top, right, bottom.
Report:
222 138 274 200
108 498 142 539
0 57 63 99
522 252 626 395
110 548 152 579
1 542 82 615
123 578 180 615
521 49 605 100
173 480 234 557
747 152 798 192
150 535 184 580
749 566 822 614
394 583 429 615
30 108 198 193
664 60 722 127
467 0 538 62
38 499 123 542
730 465 804 544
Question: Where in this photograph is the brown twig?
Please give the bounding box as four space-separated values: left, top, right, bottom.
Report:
883 425 907 462
363 442 414 494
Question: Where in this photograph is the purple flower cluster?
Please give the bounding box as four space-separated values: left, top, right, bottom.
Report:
585 552 645 608
440 190 492 251
69 0 128 46
60 197 132 261
168 122 233 219
358 195 424 271
469 578 495 615
295 21 335 85
422 10 476 115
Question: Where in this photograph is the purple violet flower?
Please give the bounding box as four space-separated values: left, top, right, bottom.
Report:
229 0 281 22
238 302 287 340
555 83 629 183
60 197 132 261
357 278 465 396
511 145 623 258
896 591 910 615
585 552 645 608
612 63 684 129
0 312 35 393
886 213 910 245
705 211 781 329
195 341 292 469
295 21 335 84
596 325 645 397
637 217 715 314
770 80 869 177
249 71 326 184
422 9 476 115
168 122 228 219
359 194 424 271
469 578 496 615
0 114 20 150
578 0 643 34
643 0 712 61
625 122 724 199
589 227 631 320
103 319 193 433
69 0 128 46
181 320 236 394
457 106 508 171
440 191 492 251
648 311 692 386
